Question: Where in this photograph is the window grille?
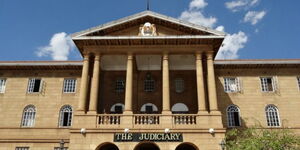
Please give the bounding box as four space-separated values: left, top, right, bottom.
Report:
226 105 241 127
15 147 29 150
224 77 240 93
115 79 125 93
27 78 42 93
63 79 76 93
175 78 185 93
59 105 73 127
54 147 68 150
21 105 36 127
144 73 155 92
260 77 277 92
265 105 281 127
0 78 6 93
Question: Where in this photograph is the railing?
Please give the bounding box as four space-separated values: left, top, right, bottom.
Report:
173 115 197 125
98 114 121 125
134 115 160 125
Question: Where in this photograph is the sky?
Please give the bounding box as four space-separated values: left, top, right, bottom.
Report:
0 0 300 61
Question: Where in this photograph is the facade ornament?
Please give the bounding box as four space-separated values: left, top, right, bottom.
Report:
139 22 157 36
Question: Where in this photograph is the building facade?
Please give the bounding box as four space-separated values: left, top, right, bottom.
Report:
0 11 300 150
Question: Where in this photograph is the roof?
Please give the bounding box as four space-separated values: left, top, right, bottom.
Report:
71 11 226 38
0 59 299 70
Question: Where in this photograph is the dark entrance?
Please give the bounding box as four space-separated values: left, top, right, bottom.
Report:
175 143 197 150
134 142 160 150
97 143 119 150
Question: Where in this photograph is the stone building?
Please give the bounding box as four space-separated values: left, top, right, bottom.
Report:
0 11 300 150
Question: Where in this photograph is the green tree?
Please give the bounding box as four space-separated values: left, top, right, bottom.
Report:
225 127 300 150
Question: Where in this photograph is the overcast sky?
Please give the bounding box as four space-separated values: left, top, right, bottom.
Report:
0 0 299 61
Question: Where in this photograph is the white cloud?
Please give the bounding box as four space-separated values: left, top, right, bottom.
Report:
179 0 217 28
243 10 266 25
189 0 207 10
225 0 259 12
36 32 74 61
216 31 248 59
215 25 225 32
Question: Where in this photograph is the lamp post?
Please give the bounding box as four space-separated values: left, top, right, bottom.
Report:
59 139 65 150
219 139 226 150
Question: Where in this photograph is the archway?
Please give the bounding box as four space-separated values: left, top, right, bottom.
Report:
175 143 198 150
96 142 119 150
134 142 160 150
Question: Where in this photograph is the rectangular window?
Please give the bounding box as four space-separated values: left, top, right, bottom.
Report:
16 147 29 150
115 79 125 93
260 77 276 92
54 148 68 150
224 77 240 93
27 78 42 93
0 78 6 93
63 79 77 93
297 77 300 90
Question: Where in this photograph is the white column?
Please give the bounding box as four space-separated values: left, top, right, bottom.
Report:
162 54 171 114
88 54 101 114
124 54 133 114
195 53 207 113
77 54 90 112
206 52 219 112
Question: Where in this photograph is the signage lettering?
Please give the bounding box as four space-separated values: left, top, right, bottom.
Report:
114 133 183 142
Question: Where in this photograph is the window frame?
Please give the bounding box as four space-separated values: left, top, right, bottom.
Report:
223 77 240 93
59 105 73 128
297 77 300 91
27 78 42 93
144 77 155 92
63 78 77 93
260 76 277 93
21 105 36 127
115 78 125 93
174 78 185 93
226 105 241 127
0 78 6 93
265 105 281 127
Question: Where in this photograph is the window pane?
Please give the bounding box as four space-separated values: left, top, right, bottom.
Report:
63 79 76 93
224 78 238 92
261 77 274 92
21 105 36 127
0 79 6 93
175 78 184 93
265 105 280 127
59 105 72 127
115 79 125 93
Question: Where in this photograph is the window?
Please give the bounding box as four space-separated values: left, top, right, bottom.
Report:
110 103 124 114
0 78 6 93
144 73 155 92
140 103 158 114
27 78 42 93
297 77 300 90
227 105 241 127
16 147 29 150
260 77 277 92
59 105 72 127
63 79 76 93
224 77 240 93
21 105 36 127
115 79 125 93
171 103 189 114
175 78 185 93
54 148 68 150
265 105 281 127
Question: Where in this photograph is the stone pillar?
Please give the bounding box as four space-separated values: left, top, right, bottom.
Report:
124 54 133 114
195 53 207 114
88 54 101 114
206 52 219 113
77 54 90 112
162 54 171 114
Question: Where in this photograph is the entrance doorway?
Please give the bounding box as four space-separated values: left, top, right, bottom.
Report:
134 142 160 150
175 143 198 150
97 143 119 150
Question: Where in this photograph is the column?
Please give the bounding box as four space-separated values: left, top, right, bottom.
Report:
77 54 90 112
162 54 171 114
124 54 133 114
195 53 207 113
206 52 219 112
88 54 101 114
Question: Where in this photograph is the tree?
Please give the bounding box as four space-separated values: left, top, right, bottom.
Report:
225 127 300 150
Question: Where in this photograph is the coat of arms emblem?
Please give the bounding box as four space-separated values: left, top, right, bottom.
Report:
139 22 157 36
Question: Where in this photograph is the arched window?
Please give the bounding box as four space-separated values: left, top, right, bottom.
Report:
171 103 189 114
227 105 241 127
140 103 158 114
21 105 36 127
265 105 280 127
144 73 155 92
59 105 72 127
175 78 185 93
110 103 125 114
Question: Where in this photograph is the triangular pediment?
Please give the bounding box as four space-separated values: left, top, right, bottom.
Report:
71 11 225 38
